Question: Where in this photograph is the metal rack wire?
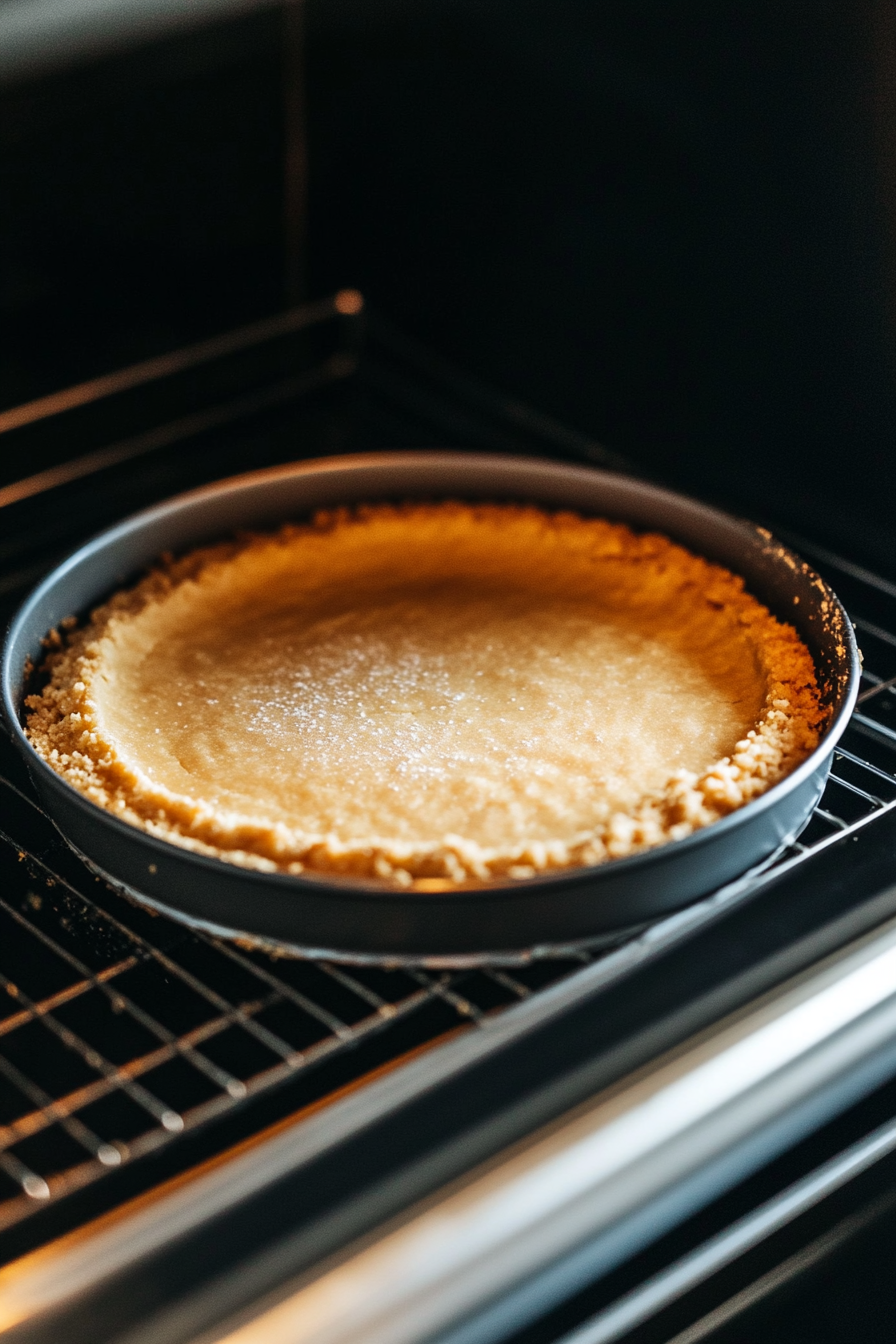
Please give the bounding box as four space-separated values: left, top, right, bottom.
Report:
1 577 894 1238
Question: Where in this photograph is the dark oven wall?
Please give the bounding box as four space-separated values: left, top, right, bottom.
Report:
0 8 289 415
305 0 896 574
1 0 894 570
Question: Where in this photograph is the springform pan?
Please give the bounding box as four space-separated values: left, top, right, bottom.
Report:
2 452 860 964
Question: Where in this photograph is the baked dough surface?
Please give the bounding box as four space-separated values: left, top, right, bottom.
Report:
26 504 825 884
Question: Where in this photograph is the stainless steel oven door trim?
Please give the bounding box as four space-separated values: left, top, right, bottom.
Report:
551 1111 896 1344
196 909 896 1344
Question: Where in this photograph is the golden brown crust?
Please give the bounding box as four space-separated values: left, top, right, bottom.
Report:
25 503 827 885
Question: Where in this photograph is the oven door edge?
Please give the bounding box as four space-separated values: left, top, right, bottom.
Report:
191 907 896 1344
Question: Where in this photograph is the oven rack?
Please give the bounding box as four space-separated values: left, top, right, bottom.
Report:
0 564 894 1246
0 294 894 1255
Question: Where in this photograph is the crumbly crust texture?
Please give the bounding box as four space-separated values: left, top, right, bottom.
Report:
26 503 826 886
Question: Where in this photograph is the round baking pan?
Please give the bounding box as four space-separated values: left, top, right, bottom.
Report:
2 452 859 964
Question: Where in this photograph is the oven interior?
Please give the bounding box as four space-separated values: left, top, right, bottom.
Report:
1 4 895 1341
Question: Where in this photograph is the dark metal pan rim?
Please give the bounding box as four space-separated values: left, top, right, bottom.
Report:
1 451 860 959
72 849 644 968
14 720 851 902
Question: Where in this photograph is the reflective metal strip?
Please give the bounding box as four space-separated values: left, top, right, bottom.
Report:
0 294 356 438
205 917 896 1344
0 0 277 83
660 1192 896 1344
555 1113 896 1344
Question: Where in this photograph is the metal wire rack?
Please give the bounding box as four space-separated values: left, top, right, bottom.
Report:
1 578 894 1239
1 296 894 1253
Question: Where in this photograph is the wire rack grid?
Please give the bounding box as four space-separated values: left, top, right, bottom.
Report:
0 570 894 1239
